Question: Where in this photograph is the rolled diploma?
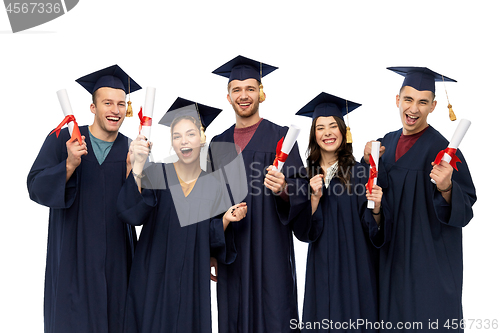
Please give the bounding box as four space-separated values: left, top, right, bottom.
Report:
140 87 156 140
367 141 380 209
56 89 75 136
431 119 471 184
275 124 301 172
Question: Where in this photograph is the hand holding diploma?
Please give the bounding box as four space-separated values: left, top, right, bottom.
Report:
367 141 380 209
430 119 471 185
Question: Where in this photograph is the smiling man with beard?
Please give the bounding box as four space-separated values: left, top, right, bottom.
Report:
362 67 476 332
27 65 140 333
208 55 309 333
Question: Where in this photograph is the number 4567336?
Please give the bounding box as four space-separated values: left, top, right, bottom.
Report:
444 319 498 330
5 3 61 14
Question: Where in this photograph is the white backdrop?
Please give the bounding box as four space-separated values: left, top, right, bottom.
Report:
1 1 498 331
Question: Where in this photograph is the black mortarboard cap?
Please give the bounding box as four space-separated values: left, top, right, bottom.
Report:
296 92 361 119
212 55 278 83
388 66 456 93
76 64 142 94
158 97 222 130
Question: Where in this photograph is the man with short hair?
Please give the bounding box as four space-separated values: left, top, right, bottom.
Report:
208 55 309 333
28 65 140 333
363 67 476 331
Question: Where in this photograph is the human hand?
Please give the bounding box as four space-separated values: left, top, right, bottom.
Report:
210 257 218 282
264 166 287 194
223 202 248 225
66 135 87 171
366 184 383 212
363 140 385 164
129 135 151 170
310 174 324 199
430 160 453 191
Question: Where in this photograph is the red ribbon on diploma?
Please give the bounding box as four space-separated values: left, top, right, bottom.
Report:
272 137 289 168
367 154 378 194
138 107 152 133
50 115 82 145
433 147 461 171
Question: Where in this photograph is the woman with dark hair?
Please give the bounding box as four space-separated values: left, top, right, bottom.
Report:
295 92 389 332
118 98 247 333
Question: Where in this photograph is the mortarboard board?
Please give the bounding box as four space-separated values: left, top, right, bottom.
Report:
76 64 141 95
296 92 361 143
158 97 223 145
388 66 458 120
387 66 456 94
212 55 278 83
76 64 141 117
159 97 222 129
212 55 277 103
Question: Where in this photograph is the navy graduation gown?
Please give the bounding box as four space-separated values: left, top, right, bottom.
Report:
371 126 476 331
208 119 309 333
27 126 136 333
117 163 236 333
295 163 388 333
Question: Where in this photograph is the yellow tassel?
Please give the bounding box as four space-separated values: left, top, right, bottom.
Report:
126 101 133 117
259 83 266 102
448 103 456 121
200 127 207 146
346 126 353 143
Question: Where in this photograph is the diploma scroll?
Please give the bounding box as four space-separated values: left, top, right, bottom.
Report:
56 89 75 136
430 119 471 184
139 87 156 141
367 141 380 209
272 124 301 172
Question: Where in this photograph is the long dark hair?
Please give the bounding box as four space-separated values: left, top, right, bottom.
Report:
306 116 356 192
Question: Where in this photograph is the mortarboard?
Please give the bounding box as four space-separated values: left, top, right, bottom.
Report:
76 64 142 117
158 97 223 145
296 92 361 143
212 55 278 102
388 66 457 120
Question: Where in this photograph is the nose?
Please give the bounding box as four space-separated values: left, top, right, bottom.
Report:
111 103 120 114
408 101 419 113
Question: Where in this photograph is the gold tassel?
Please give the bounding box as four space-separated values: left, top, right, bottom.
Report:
200 126 207 146
448 103 456 121
126 101 133 117
259 83 266 102
346 126 353 143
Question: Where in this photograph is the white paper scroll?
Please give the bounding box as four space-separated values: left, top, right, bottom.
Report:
56 89 75 136
140 87 156 141
273 124 301 172
431 119 471 184
367 141 380 209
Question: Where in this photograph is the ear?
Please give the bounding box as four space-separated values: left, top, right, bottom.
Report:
227 93 232 104
430 100 437 113
90 103 97 115
395 94 400 108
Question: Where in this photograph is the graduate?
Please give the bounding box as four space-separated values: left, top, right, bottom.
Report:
208 55 310 333
295 92 388 332
362 67 476 331
27 65 140 333
118 98 247 333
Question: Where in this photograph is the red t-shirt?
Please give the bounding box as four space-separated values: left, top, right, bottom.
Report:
395 126 429 161
234 118 263 153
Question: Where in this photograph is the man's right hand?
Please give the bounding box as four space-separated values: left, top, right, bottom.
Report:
363 140 385 164
66 135 87 181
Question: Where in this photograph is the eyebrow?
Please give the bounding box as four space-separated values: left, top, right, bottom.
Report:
173 128 196 135
316 121 337 128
